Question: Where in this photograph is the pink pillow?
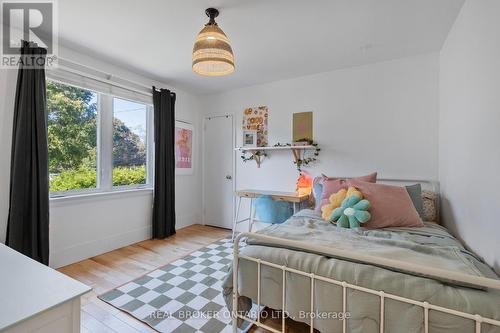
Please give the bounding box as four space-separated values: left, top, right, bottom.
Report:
347 179 423 228
317 172 377 211
322 172 377 183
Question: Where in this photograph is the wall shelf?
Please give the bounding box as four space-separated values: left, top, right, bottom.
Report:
235 145 317 168
235 145 315 152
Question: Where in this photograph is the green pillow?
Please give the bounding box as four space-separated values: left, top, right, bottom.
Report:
406 184 424 218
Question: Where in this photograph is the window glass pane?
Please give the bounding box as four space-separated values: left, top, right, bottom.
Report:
47 81 98 192
112 97 147 186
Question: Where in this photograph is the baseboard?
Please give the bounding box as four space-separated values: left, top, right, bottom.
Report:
50 225 152 268
176 213 202 230
50 213 201 269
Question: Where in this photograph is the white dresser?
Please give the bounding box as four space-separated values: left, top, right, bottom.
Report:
0 244 91 333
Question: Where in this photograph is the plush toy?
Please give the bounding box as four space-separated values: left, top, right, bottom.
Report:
321 187 362 220
321 188 345 220
346 186 363 200
330 194 371 228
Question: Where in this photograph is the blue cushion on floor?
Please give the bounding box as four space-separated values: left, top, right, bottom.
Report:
254 195 293 224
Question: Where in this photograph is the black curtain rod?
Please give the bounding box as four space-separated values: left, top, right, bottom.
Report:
152 86 176 96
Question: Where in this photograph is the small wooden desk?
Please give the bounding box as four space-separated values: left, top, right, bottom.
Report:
233 189 310 240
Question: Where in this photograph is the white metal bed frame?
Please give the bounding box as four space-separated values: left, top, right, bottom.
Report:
231 232 500 333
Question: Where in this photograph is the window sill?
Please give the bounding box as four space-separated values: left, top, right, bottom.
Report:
49 187 153 206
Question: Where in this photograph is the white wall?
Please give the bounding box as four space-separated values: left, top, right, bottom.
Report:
203 54 439 188
0 46 203 268
202 53 439 232
439 0 500 274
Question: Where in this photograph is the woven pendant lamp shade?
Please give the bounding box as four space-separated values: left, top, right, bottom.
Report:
192 8 235 76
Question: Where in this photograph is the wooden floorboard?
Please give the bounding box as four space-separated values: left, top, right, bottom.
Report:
59 224 308 333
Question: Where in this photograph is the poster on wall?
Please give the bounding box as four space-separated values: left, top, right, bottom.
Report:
292 111 313 143
242 106 268 147
175 121 194 175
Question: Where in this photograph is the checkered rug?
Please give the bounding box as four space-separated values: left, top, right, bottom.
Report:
99 238 251 333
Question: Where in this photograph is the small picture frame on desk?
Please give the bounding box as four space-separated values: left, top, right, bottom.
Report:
242 129 258 147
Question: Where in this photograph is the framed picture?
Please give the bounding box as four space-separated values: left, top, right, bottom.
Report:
175 120 194 175
242 129 258 147
293 111 313 143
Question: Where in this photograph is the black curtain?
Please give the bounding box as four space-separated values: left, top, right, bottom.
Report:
6 41 49 265
152 87 176 239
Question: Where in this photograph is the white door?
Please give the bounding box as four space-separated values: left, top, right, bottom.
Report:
203 115 234 229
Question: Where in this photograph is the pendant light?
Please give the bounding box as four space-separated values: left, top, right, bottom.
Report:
192 8 235 76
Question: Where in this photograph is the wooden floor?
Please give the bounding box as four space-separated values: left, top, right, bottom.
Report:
59 224 310 333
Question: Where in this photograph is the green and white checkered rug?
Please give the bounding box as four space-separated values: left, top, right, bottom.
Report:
99 238 249 333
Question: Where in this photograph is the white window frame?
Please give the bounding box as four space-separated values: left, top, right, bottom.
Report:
48 78 154 198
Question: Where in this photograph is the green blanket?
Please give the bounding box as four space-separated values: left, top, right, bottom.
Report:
223 210 500 333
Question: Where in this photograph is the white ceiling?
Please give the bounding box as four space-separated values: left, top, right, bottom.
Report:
57 0 464 94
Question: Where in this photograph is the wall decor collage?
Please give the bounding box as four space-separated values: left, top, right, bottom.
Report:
240 107 319 171
241 107 314 147
242 106 268 147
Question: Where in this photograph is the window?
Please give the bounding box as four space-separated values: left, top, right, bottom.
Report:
48 81 98 192
112 98 147 186
47 80 153 195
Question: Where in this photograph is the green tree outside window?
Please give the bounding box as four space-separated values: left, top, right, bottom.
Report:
47 81 148 192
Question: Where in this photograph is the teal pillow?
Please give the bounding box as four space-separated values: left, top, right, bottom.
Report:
254 195 293 224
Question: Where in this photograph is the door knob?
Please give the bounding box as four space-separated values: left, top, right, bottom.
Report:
225 175 232 180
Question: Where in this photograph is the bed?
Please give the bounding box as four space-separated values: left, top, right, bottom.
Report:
222 180 500 333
